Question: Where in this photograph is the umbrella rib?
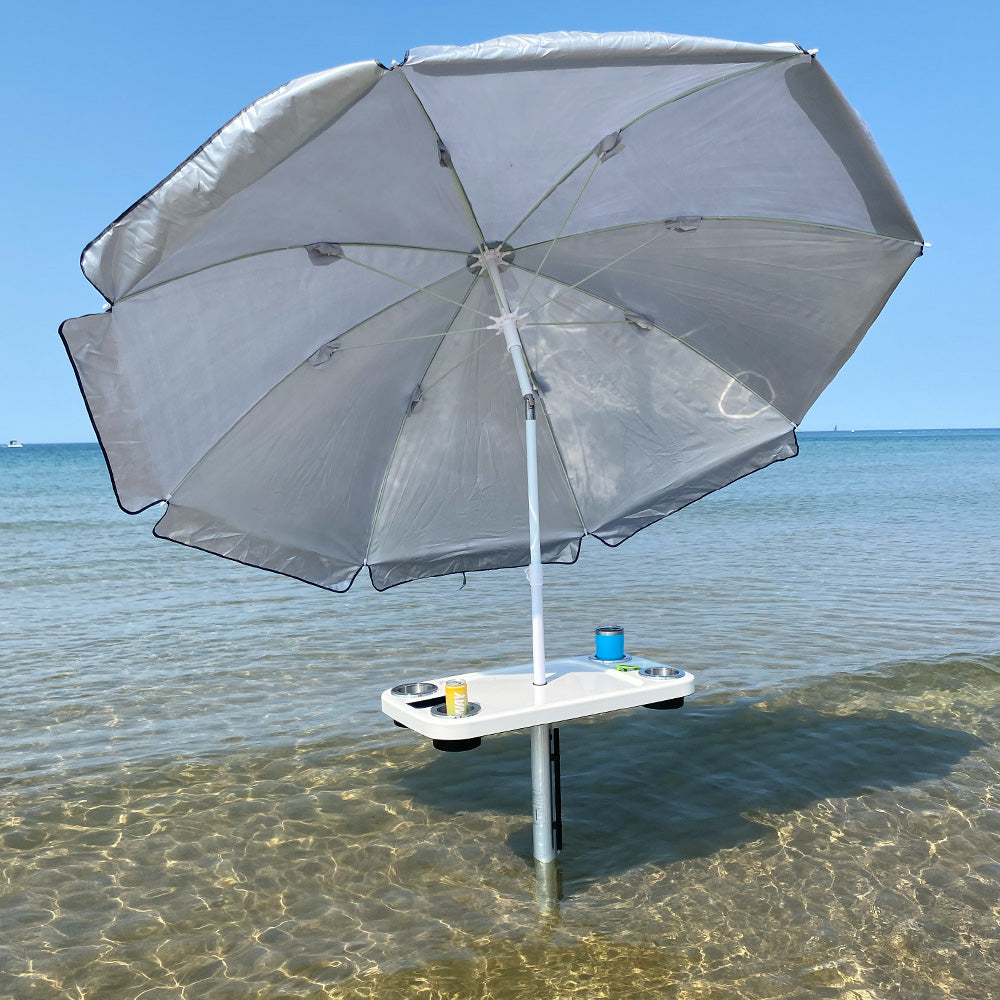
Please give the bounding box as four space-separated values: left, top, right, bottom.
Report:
533 391 589 539
160 270 480 509
521 227 673 318
114 210 914 307
503 52 802 247
339 252 493 318
398 70 487 251
516 156 602 312
420 338 495 393
516 214 922 327
515 218 665 250
506 260 798 427
363 273 480 568
614 53 803 137
114 242 473 304
516 215 925 251
524 320 632 328
327 273 483 351
504 155 597 249
333 325 495 351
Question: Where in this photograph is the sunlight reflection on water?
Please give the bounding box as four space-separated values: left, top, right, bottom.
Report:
2 434 1000 997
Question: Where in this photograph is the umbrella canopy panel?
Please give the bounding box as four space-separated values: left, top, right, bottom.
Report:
61 30 922 593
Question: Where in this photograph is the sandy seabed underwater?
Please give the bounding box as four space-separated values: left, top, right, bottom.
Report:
2 430 1000 999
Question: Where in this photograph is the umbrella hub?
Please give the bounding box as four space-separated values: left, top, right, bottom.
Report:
466 241 515 276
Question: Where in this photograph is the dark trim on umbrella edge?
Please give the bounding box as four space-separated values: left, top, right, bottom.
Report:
78 64 388 304
57 315 163 518
59 309 801 598
588 429 800 550
150 518 368 595
149 429 796 596
365 537 582 594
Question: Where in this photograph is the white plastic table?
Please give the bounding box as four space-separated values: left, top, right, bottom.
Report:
381 654 694 742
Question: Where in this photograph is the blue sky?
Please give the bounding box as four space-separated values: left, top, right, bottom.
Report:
2 0 996 441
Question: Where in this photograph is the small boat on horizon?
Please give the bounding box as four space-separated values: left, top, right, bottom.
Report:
7 440 23 447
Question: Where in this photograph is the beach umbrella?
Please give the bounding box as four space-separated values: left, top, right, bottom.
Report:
60 31 922 873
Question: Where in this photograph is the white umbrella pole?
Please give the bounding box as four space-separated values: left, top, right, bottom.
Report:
483 254 556 868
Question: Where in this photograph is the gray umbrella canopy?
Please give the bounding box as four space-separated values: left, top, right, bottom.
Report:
61 31 922 593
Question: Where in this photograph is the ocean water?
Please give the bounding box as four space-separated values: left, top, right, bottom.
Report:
2 429 1000 999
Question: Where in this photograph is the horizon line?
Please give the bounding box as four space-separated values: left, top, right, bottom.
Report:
7 426 1000 446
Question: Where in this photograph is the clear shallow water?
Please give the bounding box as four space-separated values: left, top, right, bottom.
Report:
2 431 1000 998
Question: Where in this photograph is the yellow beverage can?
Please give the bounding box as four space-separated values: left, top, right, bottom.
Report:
445 678 469 716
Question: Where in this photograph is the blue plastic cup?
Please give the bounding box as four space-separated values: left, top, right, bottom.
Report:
595 625 625 661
